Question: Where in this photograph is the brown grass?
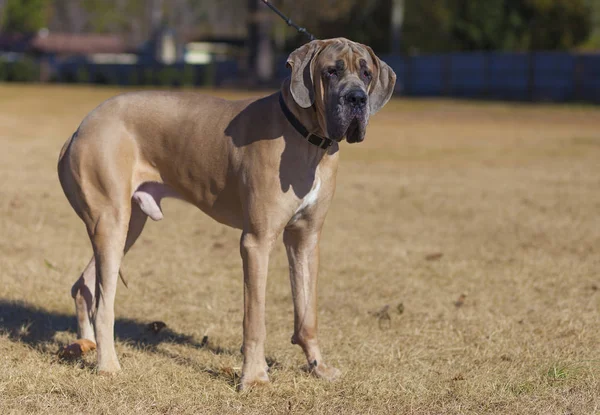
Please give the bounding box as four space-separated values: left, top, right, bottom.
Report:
0 84 599 414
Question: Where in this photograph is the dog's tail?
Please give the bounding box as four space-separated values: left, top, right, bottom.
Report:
57 130 84 220
58 129 77 179
58 130 77 166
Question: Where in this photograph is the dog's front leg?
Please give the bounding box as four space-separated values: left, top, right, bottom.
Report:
283 226 341 381
239 232 272 390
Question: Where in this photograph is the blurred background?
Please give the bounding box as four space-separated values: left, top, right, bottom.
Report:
0 0 599 101
1 4 599 412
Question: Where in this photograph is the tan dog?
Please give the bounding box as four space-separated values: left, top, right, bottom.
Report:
58 38 395 390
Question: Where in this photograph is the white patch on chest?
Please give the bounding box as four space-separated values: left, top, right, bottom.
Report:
290 177 321 223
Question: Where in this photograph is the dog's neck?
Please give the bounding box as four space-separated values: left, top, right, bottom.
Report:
280 79 328 139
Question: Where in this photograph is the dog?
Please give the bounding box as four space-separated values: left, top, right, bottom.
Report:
58 37 396 390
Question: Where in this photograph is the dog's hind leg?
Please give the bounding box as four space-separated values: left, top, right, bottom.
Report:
71 203 148 346
88 205 130 374
60 124 149 370
71 258 97 343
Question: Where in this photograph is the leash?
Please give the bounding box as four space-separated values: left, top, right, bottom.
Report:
260 0 316 41
261 2 330 149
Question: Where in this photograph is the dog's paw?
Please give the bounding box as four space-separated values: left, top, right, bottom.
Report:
309 360 341 382
97 362 121 375
238 371 270 392
96 356 122 375
58 339 96 360
97 369 120 377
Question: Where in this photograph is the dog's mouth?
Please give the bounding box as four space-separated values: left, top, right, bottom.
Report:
345 116 365 143
326 100 369 143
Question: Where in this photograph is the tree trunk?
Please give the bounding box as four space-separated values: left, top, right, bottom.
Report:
247 0 273 85
391 0 405 54
151 0 163 31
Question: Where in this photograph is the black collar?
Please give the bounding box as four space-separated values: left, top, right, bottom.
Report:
279 92 333 150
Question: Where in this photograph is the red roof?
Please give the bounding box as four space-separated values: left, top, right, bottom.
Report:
30 33 132 54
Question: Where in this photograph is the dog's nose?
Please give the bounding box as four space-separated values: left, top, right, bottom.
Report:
345 89 367 109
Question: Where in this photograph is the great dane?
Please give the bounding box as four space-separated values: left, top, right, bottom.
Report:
58 37 396 390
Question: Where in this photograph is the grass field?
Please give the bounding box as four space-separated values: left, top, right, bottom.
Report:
0 84 599 414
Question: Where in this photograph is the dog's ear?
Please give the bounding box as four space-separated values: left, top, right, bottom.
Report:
365 46 396 115
286 40 324 108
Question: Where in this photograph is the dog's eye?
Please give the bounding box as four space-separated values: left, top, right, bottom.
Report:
362 70 372 80
326 68 338 77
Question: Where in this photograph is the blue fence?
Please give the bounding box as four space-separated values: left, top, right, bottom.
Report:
38 51 600 104
380 52 600 103
55 60 239 87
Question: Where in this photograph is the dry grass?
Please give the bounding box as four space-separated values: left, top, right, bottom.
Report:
0 84 599 414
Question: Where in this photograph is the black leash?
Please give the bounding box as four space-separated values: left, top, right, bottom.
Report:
261 2 330 149
260 0 316 41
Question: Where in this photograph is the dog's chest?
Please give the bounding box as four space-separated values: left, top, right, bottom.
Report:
289 177 321 223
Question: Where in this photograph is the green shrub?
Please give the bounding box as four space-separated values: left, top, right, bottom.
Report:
2 57 40 82
76 66 90 84
141 68 154 85
156 66 178 86
93 68 116 85
202 62 216 87
182 64 195 87
96 67 118 85
0 58 8 81
128 67 140 86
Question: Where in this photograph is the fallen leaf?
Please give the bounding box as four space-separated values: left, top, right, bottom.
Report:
370 305 391 330
454 294 466 308
396 302 405 315
221 366 235 377
44 259 60 272
425 252 444 261
58 339 96 360
9 197 24 209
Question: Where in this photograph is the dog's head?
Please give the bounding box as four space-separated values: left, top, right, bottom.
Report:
286 38 396 143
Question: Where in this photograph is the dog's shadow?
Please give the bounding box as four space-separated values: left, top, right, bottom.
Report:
0 299 245 385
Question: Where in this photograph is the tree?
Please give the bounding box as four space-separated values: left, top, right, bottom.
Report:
391 0 405 54
523 0 591 50
401 0 592 52
449 0 507 50
247 0 274 84
1 0 47 33
582 0 600 49
279 0 389 52
402 1 455 52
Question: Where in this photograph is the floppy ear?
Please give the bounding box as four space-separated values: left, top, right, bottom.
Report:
366 46 396 115
286 40 324 108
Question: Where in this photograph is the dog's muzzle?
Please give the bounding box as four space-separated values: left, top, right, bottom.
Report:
326 87 369 143
343 89 369 143
345 89 367 110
